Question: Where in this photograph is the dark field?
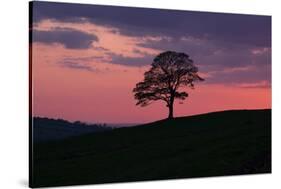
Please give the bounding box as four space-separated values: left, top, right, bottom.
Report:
30 109 271 188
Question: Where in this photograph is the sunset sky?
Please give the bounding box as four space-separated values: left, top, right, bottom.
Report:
31 1 271 123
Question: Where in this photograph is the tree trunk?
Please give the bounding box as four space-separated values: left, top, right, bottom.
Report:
168 104 174 119
168 96 174 119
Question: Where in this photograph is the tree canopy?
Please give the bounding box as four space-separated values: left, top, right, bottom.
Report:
133 51 204 119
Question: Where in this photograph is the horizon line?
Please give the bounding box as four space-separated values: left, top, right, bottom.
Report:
32 108 271 125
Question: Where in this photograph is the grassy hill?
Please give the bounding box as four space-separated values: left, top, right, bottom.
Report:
31 109 271 188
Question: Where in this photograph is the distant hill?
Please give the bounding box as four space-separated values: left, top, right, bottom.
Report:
33 117 112 142
31 109 271 188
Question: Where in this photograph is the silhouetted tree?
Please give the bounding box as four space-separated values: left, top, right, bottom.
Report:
133 51 204 119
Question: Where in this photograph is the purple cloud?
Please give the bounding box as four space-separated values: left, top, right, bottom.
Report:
33 28 98 49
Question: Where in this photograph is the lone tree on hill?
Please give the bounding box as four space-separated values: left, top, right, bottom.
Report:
133 51 204 119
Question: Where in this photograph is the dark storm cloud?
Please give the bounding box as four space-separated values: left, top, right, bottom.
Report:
33 28 98 49
31 1 271 48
